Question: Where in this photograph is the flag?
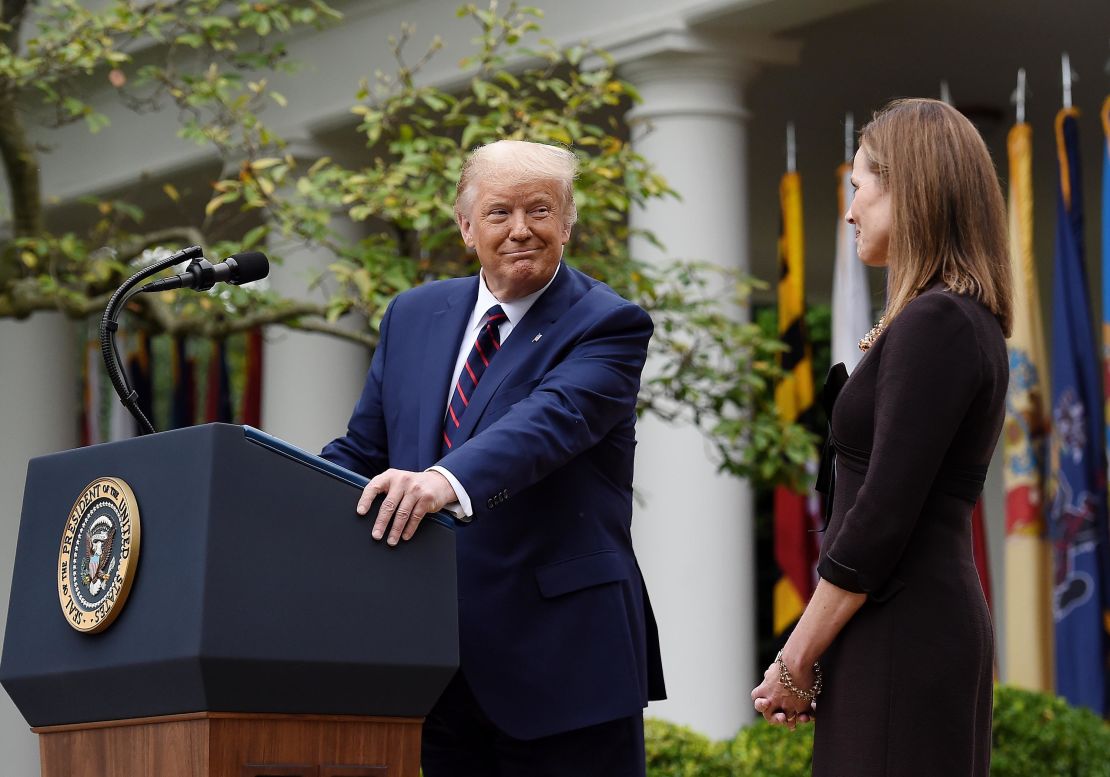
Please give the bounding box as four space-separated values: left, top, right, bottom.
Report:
1101 92 1110 706
971 500 992 609
1047 106 1110 715
171 335 196 429
1002 120 1054 691
1102 95 1110 483
242 328 263 428
831 162 871 373
773 169 821 636
205 339 233 423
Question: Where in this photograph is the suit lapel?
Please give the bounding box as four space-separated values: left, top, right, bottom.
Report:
452 264 581 445
418 279 478 467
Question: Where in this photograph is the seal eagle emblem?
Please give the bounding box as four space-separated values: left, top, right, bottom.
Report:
82 516 116 595
57 477 141 633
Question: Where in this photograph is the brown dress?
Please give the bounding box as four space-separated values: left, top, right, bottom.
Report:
813 286 1007 777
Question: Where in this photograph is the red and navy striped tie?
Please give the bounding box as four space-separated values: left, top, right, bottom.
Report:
442 304 507 452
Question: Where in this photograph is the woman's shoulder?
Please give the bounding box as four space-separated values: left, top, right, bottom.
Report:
892 286 998 339
879 287 1004 371
872 289 1008 398
903 284 974 313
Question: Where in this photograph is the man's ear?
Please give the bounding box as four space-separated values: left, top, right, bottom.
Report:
457 211 475 248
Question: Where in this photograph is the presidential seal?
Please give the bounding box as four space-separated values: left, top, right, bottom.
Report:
57 477 141 633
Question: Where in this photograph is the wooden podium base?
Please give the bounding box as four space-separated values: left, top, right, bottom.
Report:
32 712 423 777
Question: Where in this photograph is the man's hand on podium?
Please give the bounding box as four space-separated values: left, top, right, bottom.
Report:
357 469 458 546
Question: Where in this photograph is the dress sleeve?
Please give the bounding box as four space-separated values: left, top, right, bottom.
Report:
818 293 983 597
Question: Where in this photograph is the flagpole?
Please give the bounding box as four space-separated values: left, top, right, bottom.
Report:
844 112 854 163
1061 52 1073 109
786 122 796 173
1013 68 1027 125
940 80 952 105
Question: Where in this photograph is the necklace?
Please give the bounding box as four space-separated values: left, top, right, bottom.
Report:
858 316 886 351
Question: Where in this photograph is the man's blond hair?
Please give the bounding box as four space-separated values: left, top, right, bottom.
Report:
455 140 578 227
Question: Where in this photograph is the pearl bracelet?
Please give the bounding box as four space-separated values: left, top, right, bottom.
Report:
775 649 823 704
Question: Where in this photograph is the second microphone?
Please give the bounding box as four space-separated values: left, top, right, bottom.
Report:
140 251 269 294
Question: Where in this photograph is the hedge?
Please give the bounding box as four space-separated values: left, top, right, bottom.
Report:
646 685 1110 777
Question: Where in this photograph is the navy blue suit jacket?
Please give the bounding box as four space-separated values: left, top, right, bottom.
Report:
321 263 665 739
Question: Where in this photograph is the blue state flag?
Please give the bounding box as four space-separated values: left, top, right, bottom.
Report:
1049 106 1110 715
1103 95 1110 478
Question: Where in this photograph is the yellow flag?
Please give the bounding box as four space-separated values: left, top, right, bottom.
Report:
774 171 813 421
1002 122 1054 691
773 170 819 635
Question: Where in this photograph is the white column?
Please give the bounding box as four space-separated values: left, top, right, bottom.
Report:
262 222 371 455
622 48 756 740
0 313 80 777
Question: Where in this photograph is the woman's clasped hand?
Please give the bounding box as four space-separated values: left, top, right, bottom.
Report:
751 651 819 731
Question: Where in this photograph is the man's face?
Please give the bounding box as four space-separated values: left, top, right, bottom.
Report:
457 178 571 301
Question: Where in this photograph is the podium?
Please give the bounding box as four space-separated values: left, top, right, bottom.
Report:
0 424 459 777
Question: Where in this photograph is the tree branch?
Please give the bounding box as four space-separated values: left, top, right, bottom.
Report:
292 318 376 348
0 2 42 239
0 281 375 348
1 0 30 45
155 300 377 346
0 280 109 318
114 227 211 263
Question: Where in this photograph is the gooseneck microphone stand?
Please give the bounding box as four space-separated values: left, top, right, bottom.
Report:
99 245 204 436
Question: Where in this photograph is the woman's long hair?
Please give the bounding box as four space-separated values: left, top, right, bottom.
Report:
860 98 1013 335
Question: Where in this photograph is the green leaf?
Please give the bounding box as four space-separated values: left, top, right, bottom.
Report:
62 96 86 117
175 33 204 48
84 111 110 134
205 192 238 216
421 93 447 112
200 16 233 30
241 225 269 249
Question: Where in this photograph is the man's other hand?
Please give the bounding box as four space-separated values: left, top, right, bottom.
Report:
357 469 458 546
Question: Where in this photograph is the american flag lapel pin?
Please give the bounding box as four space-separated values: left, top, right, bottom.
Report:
532 333 542 343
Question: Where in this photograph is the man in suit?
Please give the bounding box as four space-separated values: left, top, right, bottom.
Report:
321 139 665 776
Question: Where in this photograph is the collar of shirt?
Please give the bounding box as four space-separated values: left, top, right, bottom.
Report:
466 262 561 343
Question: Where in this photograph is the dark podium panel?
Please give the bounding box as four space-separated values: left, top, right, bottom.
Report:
0 423 459 730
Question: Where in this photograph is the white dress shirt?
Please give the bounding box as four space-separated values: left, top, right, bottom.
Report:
429 264 561 518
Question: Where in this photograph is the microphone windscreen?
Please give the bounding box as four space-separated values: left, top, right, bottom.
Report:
230 252 269 284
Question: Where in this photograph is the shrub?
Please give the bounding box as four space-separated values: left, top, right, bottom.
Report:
991 685 1110 777
726 720 814 777
645 718 735 777
646 685 1110 777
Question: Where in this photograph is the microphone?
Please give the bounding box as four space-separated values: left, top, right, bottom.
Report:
139 251 269 293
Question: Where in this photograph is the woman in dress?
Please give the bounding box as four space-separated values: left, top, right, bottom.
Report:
751 98 1012 776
